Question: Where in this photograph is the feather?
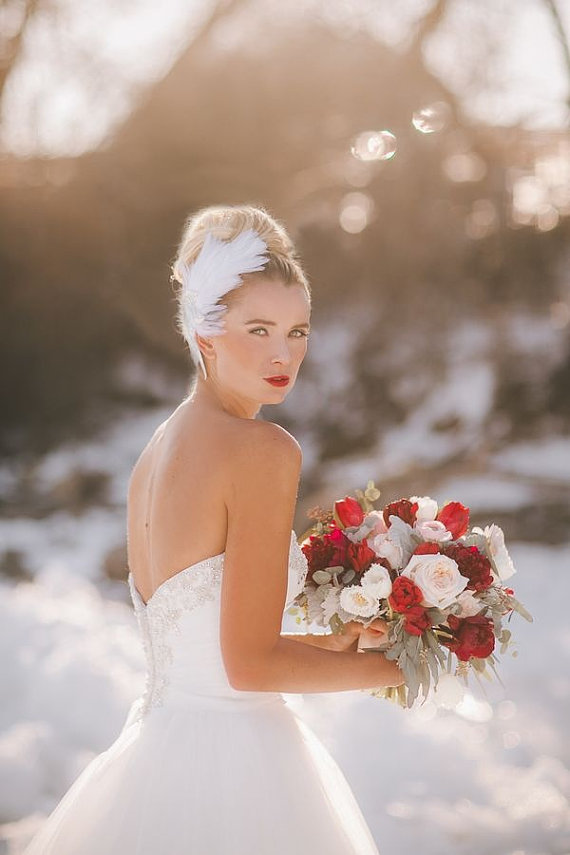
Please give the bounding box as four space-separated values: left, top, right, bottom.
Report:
177 228 269 379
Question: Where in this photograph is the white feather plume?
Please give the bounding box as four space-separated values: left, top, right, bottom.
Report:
176 228 269 378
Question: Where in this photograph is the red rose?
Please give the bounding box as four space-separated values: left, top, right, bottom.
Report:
413 542 440 555
302 535 335 582
334 495 365 528
388 576 424 612
444 613 495 661
436 501 470 539
324 526 352 566
442 543 493 592
403 605 431 636
346 538 376 574
383 499 417 528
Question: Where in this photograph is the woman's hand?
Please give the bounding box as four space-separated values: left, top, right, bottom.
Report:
330 618 390 653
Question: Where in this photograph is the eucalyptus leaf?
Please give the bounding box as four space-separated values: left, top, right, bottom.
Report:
426 607 447 625
329 613 345 635
424 630 447 665
419 661 431 698
341 569 356 584
365 480 381 502
384 646 400 661
313 570 333 585
426 649 440 681
406 674 420 707
511 599 533 622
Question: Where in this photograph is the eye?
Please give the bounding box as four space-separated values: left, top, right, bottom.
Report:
249 327 309 337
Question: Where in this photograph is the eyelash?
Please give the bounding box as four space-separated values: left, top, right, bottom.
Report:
250 327 309 337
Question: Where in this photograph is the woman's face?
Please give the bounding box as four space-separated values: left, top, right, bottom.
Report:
201 277 311 403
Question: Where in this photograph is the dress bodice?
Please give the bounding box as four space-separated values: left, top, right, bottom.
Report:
127 529 308 720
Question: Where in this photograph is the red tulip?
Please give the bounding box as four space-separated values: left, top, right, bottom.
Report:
436 501 470 539
334 495 365 528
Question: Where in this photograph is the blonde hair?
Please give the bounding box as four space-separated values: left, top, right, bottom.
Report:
171 203 309 292
170 204 310 375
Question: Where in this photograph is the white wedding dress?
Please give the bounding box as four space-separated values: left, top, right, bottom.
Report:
23 529 381 854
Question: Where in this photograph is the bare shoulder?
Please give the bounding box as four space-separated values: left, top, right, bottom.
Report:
228 418 302 473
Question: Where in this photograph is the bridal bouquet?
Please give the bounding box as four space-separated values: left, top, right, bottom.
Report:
292 481 533 709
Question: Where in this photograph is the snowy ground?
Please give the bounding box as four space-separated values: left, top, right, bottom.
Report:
1 393 569 853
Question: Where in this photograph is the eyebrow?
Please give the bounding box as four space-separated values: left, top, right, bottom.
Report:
244 318 310 328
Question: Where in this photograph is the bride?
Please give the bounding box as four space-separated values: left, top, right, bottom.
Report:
23 203 404 854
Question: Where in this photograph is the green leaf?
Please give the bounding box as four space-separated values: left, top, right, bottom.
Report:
419 661 431 698
426 607 447 625
426 649 440 681
313 570 333 585
329 613 345 635
424 630 447 664
364 480 381 502
510 599 534 622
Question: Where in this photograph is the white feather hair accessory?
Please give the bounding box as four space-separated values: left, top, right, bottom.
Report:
176 227 270 379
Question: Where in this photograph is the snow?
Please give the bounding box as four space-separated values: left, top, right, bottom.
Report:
2 500 569 852
432 475 536 511
320 354 496 489
491 436 570 482
1 331 569 850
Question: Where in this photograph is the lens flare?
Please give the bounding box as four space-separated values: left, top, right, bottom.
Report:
412 101 451 134
350 130 397 161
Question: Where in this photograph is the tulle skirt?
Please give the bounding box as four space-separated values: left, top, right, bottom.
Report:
23 693 381 855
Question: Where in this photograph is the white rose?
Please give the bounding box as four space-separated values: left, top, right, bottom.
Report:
361 563 392 599
371 532 403 570
415 519 453 543
455 590 484 618
410 495 439 523
339 584 379 617
401 553 468 609
472 523 516 581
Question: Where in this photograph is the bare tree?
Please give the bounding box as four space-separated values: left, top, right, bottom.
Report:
543 0 570 120
0 0 43 101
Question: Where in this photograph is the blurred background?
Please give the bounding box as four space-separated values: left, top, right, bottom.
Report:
1 0 569 852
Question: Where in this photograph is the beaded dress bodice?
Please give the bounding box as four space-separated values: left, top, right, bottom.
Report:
127 529 308 721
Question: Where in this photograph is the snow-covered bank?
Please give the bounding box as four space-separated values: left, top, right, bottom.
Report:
1 537 567 855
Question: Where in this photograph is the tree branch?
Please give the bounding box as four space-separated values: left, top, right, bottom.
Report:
0 0 42 101
543 0 570 120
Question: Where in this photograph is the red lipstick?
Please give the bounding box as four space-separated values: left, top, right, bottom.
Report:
264 375 290 387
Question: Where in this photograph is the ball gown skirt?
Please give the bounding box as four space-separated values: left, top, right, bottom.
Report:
22 530 382 855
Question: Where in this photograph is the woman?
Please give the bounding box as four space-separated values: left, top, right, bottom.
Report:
23 203 404 855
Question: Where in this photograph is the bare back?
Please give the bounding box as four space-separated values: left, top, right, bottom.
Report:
127 399 249 606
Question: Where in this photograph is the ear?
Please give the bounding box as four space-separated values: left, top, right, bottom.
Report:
195 332 215 364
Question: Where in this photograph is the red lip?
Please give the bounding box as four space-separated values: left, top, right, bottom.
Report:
264 376 290 386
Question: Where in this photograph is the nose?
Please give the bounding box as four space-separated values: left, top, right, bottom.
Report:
271 336 293 367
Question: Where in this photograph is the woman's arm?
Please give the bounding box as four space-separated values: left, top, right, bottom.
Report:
281 632 355 652
282 619 387 653
219 421 404 694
